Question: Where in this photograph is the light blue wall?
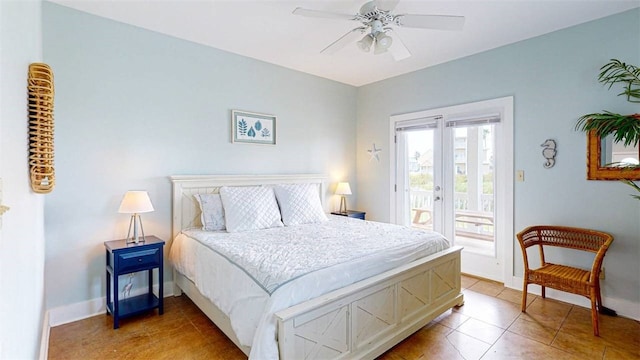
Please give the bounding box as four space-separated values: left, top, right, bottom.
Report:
0 1 46 358
41 2 639 316
356 9 640 309
42 2 357 309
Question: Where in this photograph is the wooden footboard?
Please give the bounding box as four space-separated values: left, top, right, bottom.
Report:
174 246 462 360
275 246 463 360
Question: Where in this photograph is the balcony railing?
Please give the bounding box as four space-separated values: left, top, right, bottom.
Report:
410 189 495 241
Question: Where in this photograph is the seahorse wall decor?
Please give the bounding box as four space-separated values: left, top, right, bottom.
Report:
541 139 557 169
28 63 55 193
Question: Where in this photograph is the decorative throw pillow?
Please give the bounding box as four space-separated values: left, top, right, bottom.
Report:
274 183 328 226
194 193 225 231
219 186 284 232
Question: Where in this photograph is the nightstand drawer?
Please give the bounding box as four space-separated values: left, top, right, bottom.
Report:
118 248 161 273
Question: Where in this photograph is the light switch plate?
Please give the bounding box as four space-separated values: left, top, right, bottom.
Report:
516 170 525 182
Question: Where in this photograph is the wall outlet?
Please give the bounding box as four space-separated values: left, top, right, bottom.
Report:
600 267 605 280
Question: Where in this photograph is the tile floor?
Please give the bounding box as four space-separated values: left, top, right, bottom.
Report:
48 275 640 359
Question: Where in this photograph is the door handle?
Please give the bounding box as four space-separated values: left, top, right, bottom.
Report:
434 196 442 201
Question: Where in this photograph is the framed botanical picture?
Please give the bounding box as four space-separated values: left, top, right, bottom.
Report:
231 110 276 145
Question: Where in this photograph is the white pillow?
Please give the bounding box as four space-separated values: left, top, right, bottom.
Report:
219 186 284 233
194 193 225 231
274 183 328 226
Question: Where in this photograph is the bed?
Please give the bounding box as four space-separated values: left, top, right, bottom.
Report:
169 174 464 360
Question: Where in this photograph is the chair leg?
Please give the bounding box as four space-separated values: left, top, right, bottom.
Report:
590 288 600 336
521 281 528 312
541 285 545 299
595 280 617 316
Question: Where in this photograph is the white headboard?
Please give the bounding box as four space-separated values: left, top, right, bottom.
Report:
170 174 327 238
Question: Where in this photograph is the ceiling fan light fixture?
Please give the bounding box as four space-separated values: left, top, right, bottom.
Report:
374 32 393 54
294 0 466 60
373 43 386 55
357 34 374 52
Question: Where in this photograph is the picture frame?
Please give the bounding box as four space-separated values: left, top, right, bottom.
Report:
231 110 276 145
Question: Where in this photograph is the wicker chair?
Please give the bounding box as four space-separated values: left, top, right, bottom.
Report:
517 225 614 336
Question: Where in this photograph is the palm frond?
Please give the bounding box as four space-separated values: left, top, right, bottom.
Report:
575 112 640 147
621 180 640 200
598 59 640 102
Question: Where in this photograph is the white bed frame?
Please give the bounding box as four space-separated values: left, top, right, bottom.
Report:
170 174 464 359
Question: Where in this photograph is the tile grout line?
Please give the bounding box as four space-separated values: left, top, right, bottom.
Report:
550 303 572 347
444 333 469 360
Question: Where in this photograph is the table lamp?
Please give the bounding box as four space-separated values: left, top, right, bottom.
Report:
335 182 352 214
118 190 154 244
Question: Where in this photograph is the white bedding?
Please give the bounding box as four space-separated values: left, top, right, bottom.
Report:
169 215 450 360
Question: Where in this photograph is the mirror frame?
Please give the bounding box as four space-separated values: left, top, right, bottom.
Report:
587 130 640 180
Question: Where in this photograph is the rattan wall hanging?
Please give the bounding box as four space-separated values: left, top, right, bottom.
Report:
28 63 55 194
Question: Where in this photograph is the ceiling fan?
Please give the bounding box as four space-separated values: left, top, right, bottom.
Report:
293 0 465 61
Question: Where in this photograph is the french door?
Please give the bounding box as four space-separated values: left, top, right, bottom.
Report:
390 97 514 282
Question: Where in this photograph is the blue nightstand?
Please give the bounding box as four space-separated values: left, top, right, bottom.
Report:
104 236 165 329
331 210 366 220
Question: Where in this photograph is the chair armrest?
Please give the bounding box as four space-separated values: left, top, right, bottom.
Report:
516 228 538 271
588 236 614 283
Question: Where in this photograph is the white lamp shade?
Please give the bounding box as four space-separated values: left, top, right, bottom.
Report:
335 182 352 196
357 34 373 52
118 191 154 214
374 33 393 54
377 33 393 49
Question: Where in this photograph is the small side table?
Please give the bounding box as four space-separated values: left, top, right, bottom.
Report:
331 210 366 220
104 235 165 329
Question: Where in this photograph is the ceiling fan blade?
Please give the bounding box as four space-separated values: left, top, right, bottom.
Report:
292 7 356 21
321 27 365 54
387 30 411 61
396 14 465 31
374 0 400 12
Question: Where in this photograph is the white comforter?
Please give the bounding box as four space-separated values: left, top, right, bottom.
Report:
169 215 449 360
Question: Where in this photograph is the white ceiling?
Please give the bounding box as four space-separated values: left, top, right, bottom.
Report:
48 0 640 86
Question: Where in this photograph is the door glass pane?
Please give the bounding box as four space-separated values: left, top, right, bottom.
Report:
407 130 435 231
452 125 495 256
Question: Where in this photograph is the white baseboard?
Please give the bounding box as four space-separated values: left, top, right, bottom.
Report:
507 276 639 321
48 281 174 327
49 295 106 327
47 277 639 327
39 311 50 360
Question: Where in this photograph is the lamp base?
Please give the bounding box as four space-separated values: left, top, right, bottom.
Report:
339 196 348 214
126 237 146 245
126 214 146 244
